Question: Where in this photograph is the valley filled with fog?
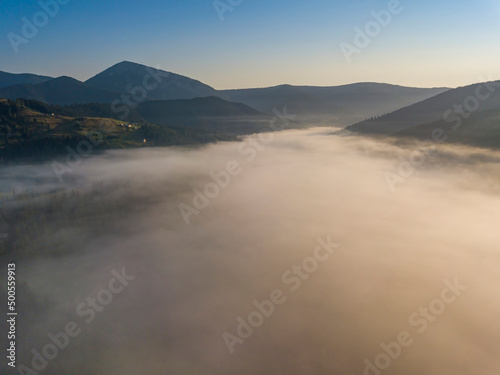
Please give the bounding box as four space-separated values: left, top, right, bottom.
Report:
1 128 499 374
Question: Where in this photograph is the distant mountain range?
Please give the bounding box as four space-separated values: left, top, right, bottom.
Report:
220 83 449 125
0 61 449 128
2 61 500 152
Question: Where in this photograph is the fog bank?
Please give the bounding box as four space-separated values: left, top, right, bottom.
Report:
1 128 500 375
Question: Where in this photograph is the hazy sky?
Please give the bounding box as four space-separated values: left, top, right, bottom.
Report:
1 0 500 89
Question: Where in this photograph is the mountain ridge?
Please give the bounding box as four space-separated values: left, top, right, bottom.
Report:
0 61 456 129
220 83 449 124
0 76 122 105
0 71 53 89
345 81 500 134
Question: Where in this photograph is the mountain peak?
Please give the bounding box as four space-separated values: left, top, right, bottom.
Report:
54 76 81 83
109 60 155 71
85 62 217 100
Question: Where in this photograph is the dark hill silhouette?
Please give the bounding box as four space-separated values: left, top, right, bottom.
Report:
85 61 217 100
0 76 120 105
0 71 53 89
136 96 270 134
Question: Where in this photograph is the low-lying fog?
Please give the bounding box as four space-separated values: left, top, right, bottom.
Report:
1 128 500 374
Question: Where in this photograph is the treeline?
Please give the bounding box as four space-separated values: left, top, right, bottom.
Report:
47 102 145 122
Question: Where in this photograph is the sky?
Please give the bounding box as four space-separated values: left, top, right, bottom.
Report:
1 0 500 89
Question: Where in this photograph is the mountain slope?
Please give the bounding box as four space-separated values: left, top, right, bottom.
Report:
0 71 53 89
346 81 500 134
136 96 270 134
0 98 234 163
219 83 449 125
397 108 500 149
85 61 217 100
0 77 121 105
